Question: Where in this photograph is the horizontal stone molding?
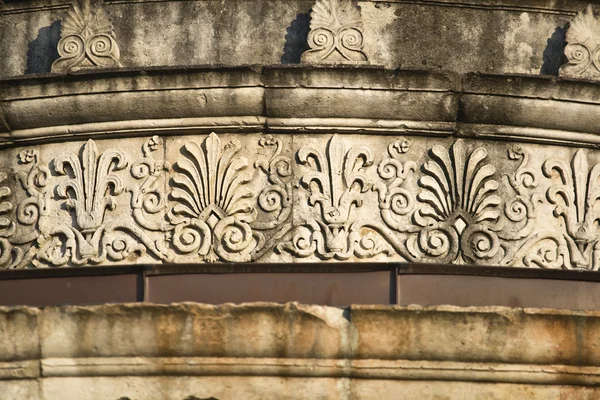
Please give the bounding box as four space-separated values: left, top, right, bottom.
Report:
3 66 600 146
1 67 600 269
4 302 600 398
38 356 600 386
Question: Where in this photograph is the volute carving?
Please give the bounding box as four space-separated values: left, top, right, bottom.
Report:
32 139 163 267
279 135 412 260
168 133 258 262
51 0 123 73
0 172 17 268
301 0 369 64
414 140 502 264
560 5 600 79
5 133 600 270
541 150 600 269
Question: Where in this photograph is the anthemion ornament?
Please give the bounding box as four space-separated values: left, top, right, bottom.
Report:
51 0 123 73
301 0 369 64
560 4 600 79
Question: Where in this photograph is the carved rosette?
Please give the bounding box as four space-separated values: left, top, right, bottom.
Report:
560 5 600 79
301 0 369 64
3 133 600 270
51 0 123 73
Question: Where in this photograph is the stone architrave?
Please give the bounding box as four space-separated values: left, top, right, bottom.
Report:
301 0 369 64
560 4 600 79
51 0 123 73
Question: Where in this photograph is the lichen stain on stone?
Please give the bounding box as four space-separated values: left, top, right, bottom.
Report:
503 12 556 74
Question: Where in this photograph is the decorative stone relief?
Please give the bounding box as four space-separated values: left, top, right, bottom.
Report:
51 0 123 73
0 172 17 268
301 0 369 64
278 135 398 260
167 133 260 262
560 5 600 79
541 150 600 269
4 133 600 269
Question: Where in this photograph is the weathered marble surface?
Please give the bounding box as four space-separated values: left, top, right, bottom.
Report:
3 302 600 399
0 0 595 78
0 67 599 269
1 131 600 269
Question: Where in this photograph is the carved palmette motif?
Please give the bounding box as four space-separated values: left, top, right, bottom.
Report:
6 133 600 270
51 0 122 73
301 0 369 64
560 5 600 79
278 135 413 260
167 133 258 262
413 140 502 264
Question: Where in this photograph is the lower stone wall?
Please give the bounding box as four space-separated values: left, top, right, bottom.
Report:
3 303 600 399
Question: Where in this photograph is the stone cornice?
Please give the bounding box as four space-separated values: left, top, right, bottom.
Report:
2 66 600 147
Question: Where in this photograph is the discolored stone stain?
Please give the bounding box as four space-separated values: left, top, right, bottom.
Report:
0 0 584 77
390 4 505 73
503 12 567 75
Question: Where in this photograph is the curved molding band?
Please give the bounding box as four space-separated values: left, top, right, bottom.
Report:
0 67 600 269
2 66 600 146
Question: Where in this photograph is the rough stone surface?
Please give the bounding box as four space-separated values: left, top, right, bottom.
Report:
0 303 600 398
0 0 596 78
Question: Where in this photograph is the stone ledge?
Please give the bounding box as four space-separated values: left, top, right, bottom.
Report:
37 356 600 386
2 303 600 398
32 303 600 367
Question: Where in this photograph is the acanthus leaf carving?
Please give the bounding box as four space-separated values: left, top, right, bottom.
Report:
301 0 369 64
279 134 412 260
32 139 163 267
54 139 126 234
540 149 600 270
8 133 600 270
51 0 123 73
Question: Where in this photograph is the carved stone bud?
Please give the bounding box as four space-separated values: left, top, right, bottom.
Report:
301 0 369 64
51 0 123 73
560 5 600 80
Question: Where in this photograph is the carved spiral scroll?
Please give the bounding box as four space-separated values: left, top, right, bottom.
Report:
172 220 211 256
87 34 121 67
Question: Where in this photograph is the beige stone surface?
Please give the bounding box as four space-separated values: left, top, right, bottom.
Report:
0 306 39 362
0 379 40 400
1 303 600 398
1 119 600 268
0 0 593 78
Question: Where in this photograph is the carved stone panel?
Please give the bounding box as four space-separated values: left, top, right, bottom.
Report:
1 133 600 269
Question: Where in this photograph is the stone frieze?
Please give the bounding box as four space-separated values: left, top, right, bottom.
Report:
0 132 599 269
